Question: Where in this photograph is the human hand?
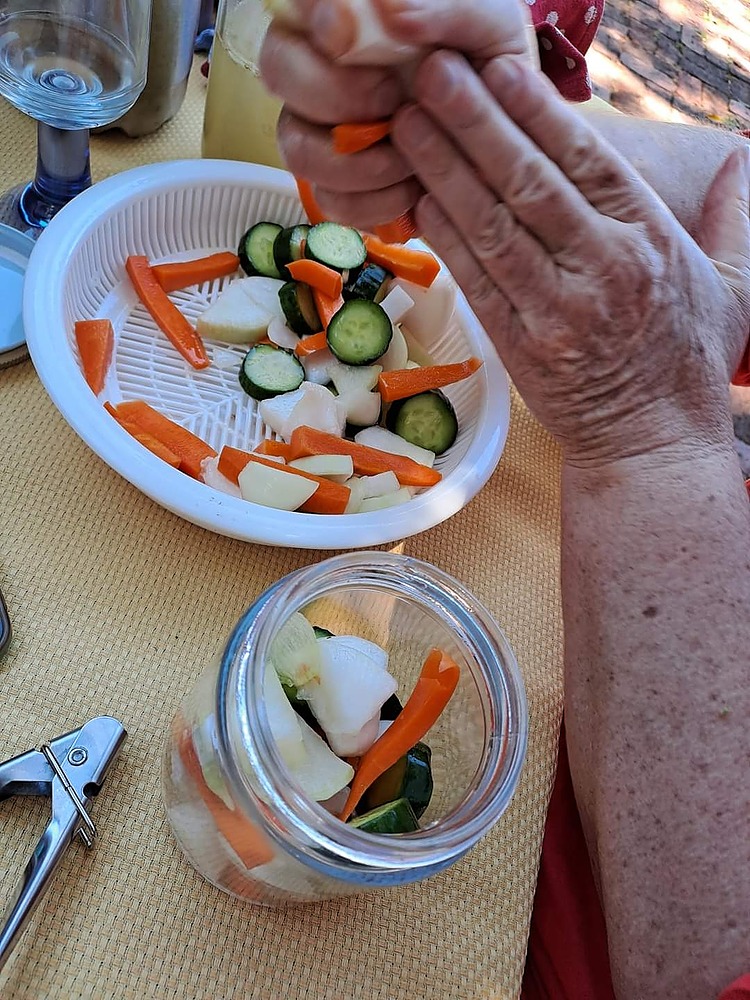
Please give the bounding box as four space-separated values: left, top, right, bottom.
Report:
387 54 750 466
259 0 539 230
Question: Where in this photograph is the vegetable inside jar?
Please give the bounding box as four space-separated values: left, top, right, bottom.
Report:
162 552 527 905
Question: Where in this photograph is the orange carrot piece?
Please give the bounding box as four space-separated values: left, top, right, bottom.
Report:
104 401 182 468
113 400 216 479
378 358 483 403
255 439 295 460
339 649 460 821
74 319 114 396
286 259 343 299
375 211 418 245
312 288 344 331
332 119 391 155
364 234 440 289
125 255 210 370
288 426 441 488
295 176 327 225
294 331 329 357
218 447 350 514
151 252 240 293
175 717 274 869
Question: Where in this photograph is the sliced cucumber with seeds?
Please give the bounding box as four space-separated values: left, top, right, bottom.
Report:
326 299 392 366
386 389 458 455
238 222 283 278
239 344 304 400
279 280 322 336
273 224 310 279
343 263 392 303
349 797 420 834
305 222 367 273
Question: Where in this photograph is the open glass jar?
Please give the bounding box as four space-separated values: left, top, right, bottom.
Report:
163 552 527 905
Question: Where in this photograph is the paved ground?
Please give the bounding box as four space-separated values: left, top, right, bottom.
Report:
591 0 750 128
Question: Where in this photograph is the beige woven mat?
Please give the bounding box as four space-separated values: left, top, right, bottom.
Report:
0 60 563 1000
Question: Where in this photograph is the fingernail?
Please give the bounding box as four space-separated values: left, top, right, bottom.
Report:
310 0 354 58
424 52 462 103
485 56 524 93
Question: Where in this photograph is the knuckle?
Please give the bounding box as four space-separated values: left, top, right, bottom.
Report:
473 203 517 260
466 269 500 311
503 152 551 210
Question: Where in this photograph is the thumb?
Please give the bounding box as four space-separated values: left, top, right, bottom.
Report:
697 145 750 286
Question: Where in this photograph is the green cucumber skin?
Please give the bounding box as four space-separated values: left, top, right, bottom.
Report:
343 264 392 303
273 224 311 279
348 797 420 834
238 344 304 401
278 281 322 337
305 222 367 273
238 222 283 279
326 299 393 367
362 742 434 819
386 389 458 455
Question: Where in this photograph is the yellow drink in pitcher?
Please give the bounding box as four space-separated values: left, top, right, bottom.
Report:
202 0 284 168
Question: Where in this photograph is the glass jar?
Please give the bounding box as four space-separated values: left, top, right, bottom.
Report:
163 552 528 905
201 0 284 168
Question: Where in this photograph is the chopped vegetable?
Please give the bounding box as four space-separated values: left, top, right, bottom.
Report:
312 288 345 332
110 400 216 478
289 426 441 487
238 459 319 511
238 222 283 278
255 438 294 460
151 252 240 293
294 331 329 357
269 612 321 688
361 742 433 819
239 343 305 400
266 315 300 351
104 401 182 467
358 487 412 512
378 284 414 326
286 259 344 299
273 224 310 279
196 277 285 344
375 211 418 245
386 390 458 456
279 280 322 337
359 470 400 499
380 693 403 721
74 319 114 395
332 119 391 155
354 425 436 468
260 382 346 440
378 357 483 403
235 451 351 515
339 648 460 821
343 263 392 304
377 324 409 372
326 299 392 366
291 716 355 802
200 455 242 497
289 454 354 479
349 797 420 834
125 256 210 369
264 660 307 767
363 235 440 289
295 176 327 225
305 222 367 273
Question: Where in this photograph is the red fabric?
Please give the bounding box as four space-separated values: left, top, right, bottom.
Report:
521 726 750 999
528 0 604 101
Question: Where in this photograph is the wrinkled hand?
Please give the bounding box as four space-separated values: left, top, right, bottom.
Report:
387 55 750 465
259 0 539 230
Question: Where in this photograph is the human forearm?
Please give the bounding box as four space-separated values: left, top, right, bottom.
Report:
577 103 748 236
562 443 750 999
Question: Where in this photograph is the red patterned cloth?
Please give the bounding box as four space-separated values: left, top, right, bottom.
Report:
528 0 604 101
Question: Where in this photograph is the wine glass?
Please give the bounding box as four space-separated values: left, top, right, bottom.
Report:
0 0 152 236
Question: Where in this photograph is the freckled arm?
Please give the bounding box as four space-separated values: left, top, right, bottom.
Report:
561 444 750 1000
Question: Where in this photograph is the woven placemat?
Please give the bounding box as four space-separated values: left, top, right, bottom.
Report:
0 62 564 1000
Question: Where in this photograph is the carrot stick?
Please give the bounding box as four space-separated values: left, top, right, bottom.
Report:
364 235 440 288
125 255 210 370
295 177 327 225
294 331 329 357
74 319 114 396
332 119 391 155
339 649 460 822
288 426 441 487
174 716 275 869
312 288 344 331
255 439 294 460
104 401 181 468
378 358 484 403
151 252 240 293
286 259 343 299
113 400 216 479
375 211 418 245
217 447 351 514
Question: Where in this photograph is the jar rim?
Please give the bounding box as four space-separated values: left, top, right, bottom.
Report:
215 552 528 880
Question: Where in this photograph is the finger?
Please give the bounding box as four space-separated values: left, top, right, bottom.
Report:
277 109 414 192
480 58 659 225
414 194 516 351
405 53 603 257
316 176 424 229
698 146 750 279
260 24 401 124
391 104 558 310
373 0 539 67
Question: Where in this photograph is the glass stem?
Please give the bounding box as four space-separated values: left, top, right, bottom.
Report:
19 123 92 229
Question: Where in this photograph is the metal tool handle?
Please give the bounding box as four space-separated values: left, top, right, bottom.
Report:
0 810 77 971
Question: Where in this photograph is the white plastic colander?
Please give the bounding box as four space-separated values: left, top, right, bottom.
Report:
23 160 510 549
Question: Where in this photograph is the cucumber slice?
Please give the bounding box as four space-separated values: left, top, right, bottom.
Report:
238 222 283 278
349 797 420 834
380 693 403 720
239 344 305 400
279 280 323 336
343 263 392 303
273 224 310 279
361 742 433 819
326 300 393 366
386 389 458 455
313 625 334 639
305 222 367 272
